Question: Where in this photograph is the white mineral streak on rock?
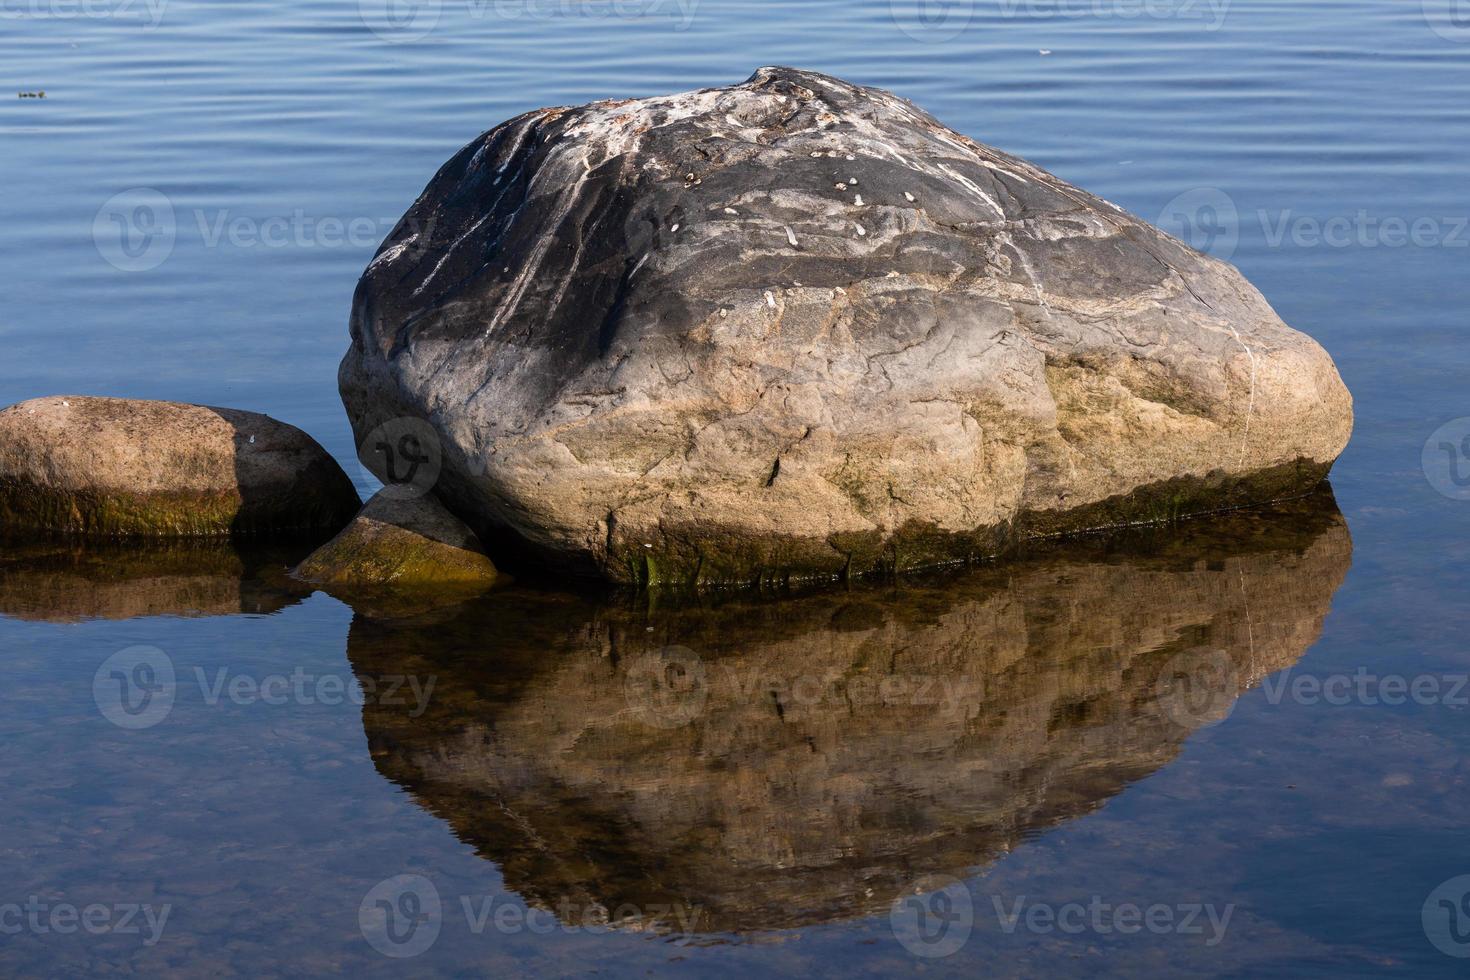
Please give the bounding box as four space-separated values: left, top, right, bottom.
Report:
938 162 1003 217
368 234 416 270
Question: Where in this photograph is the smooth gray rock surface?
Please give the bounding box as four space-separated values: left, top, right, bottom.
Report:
341 66 1352 586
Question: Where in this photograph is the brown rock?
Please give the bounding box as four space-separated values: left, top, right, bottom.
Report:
0 396 360 536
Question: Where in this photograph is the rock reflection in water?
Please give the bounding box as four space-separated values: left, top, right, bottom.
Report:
346 493 1351 936
0 535 315 622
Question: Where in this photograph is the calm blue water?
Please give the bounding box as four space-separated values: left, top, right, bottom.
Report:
3 0 1470 974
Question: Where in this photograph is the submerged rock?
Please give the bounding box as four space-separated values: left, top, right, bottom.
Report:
292 490 498 593
342 66 1353 587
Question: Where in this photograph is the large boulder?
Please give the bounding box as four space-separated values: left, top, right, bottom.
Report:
342 66 1352 587
0 396 360 536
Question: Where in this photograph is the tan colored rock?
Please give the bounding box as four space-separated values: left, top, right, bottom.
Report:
0 396 360 536
292 490 497 591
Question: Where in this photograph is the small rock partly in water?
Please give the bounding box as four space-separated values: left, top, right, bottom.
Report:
292 490 498 592
0 396 360 537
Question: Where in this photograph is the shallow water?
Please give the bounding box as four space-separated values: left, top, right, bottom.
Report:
3 0 1470 974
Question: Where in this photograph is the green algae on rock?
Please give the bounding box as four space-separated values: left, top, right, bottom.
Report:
292 490 498 593
0 396 360 537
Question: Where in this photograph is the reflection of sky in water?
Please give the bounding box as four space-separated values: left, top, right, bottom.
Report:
3 0 1470 974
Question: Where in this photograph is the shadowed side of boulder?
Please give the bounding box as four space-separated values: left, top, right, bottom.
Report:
292 490 498 592
0 396 361 537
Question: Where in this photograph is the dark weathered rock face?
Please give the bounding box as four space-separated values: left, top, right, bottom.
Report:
342 66 1353 586
0 396 360 537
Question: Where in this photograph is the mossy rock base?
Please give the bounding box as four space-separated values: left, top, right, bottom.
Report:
608 457 1333 590
292 491 499 602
